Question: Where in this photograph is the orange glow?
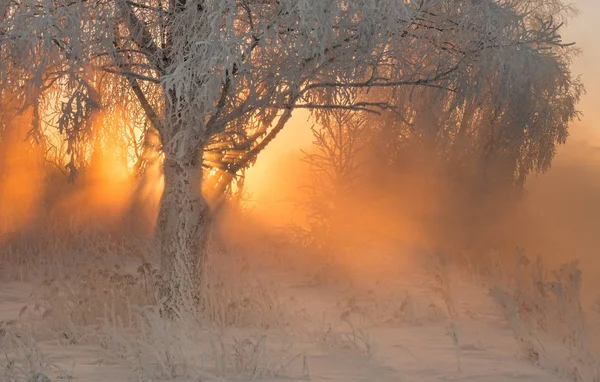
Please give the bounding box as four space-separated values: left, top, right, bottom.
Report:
0 102 44 239
243 110 314 217
36 106 160 236
52 109 134 223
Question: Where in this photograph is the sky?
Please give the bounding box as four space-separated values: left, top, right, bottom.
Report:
561 0 600 145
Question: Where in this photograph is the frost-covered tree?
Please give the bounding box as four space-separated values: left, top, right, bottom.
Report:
361 0 582 190
300 105 367 250
350 0 583 254
0 0 581 312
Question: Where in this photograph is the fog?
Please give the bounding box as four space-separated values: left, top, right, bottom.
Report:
0 2 598 380
0 1 594 289
238 0 600 303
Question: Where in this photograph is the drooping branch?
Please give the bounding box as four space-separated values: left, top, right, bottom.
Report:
212 106 295 201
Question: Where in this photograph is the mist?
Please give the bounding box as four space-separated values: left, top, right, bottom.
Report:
0 1 599 381
236 0 600 302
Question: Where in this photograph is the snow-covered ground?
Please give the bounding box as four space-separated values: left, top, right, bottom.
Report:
1 248 594 382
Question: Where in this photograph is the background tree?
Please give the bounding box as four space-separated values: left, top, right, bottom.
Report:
300 103 367 253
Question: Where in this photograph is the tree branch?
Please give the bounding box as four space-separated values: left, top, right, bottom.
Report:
100 66 161 83
116 0 165 74
290 102 389 114
303 65 459 93
212 106 295 200
112 42 165 134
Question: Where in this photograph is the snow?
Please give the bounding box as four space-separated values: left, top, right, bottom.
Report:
0 255 582 382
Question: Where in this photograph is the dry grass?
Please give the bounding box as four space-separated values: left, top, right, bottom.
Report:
0 216 147 283
0 323 70 382
1 226 313 381
489 249 600 381
3 211 600 381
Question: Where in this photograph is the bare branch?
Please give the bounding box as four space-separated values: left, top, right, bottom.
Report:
100 66 161 84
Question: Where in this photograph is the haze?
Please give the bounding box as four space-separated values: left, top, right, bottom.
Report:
1 2 599 381
245 0 600 301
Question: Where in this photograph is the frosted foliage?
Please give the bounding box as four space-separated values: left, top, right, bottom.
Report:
0 0 579 165
353 0 581 186
161 0 414 138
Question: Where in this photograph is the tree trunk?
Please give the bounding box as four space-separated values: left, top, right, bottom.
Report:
155 150 210 316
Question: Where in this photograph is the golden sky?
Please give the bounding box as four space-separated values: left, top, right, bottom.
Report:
562 0 600 145
243 109 313 211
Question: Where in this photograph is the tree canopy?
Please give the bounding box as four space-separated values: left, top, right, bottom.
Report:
0 0 582 312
